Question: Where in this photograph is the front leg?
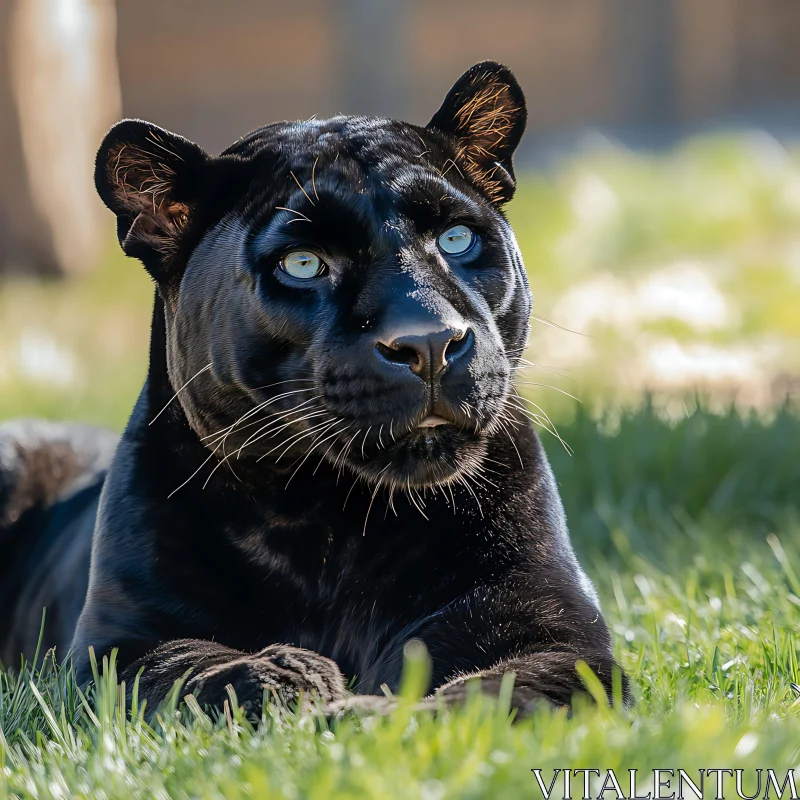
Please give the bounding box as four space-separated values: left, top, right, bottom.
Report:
123 639 347 715
405 576 633 716
435 647 629 715
325 647 625 721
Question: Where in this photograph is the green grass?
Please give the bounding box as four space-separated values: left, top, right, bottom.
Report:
2 404 800 798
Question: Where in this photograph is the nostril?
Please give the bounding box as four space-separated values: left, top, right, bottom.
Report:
444 328 472 363
376 341 421 369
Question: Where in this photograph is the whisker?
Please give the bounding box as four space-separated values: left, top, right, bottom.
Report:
311 156 320 202
274 206 311 223
505 396 573 455
512 358 577 383
445 481 457 513
333 427 361 475
168 447 221 499
290 170 316 208
337 434 362 483
512 393 565 435
466 468 499 490
202 387 318 444
530 315 596 340
386 480 398 516
285 420 350 489
406 487 429 520
514 381 582 404
456 473 483 518
205 401 318 449
343 473 361 511
199 404 328 490
233 402 325 456
149 363 212 425
362 465 391 536
360 426 372 461
277 419 340 467
505 429 524 468
492 415 524 469
315 426 359 476
258 418 337 463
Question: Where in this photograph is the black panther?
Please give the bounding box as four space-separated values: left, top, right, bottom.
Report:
0 62 630 715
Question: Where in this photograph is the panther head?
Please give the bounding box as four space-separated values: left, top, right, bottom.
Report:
95 61 532 491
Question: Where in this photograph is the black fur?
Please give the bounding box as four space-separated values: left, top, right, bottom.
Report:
0 62 630 714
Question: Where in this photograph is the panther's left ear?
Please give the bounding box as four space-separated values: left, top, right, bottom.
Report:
95 119 209 279
427 61 526 204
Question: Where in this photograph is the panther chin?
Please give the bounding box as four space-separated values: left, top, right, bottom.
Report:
334 415 489 490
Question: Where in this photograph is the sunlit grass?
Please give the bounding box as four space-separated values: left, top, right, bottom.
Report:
508 134 800 409
0 244 151 429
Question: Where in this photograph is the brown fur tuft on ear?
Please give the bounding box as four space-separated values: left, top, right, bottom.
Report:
427 62 527 204
107 137 182 215
95 120 207 272
452 82 522 194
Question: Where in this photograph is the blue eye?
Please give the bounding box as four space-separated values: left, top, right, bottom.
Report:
280 250 326 279
438 224 475 256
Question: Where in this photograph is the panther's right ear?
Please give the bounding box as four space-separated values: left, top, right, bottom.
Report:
95 119 208 277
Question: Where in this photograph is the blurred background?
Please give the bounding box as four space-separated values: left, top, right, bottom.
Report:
2 0 800 428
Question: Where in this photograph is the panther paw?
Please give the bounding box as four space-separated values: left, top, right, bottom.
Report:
190 645 346 713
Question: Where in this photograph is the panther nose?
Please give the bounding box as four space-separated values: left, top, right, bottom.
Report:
375 327 472 380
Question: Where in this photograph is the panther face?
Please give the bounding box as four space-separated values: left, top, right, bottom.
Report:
95 62 532 490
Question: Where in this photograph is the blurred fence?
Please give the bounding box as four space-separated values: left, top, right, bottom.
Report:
3 0 800 276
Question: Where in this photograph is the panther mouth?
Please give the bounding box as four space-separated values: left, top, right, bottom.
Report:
220 368 505 492
417 414 450 428
334 412 489 490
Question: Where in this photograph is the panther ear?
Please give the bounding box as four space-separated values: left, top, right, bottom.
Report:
427 61 526 204
95 119 208 277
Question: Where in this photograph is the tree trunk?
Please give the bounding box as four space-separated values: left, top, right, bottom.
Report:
6 0 121 277
0 0 59 277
